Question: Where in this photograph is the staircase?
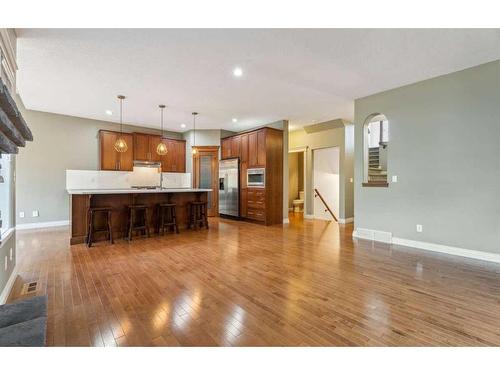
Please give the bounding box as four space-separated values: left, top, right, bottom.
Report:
368 147 387 183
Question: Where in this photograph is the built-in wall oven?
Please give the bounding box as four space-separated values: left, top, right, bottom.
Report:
247 168 265 187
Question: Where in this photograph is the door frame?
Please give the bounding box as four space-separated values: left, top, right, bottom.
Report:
192 146 220 216
311 146 341 221
288 147 308 216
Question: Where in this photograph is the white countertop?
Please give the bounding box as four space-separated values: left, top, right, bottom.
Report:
67 188 212 195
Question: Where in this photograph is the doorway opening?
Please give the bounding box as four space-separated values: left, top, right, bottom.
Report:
288 149 306 220
363 113 389 187
192 146 219 216
312 147 340 221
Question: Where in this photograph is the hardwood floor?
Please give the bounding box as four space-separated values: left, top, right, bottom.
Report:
8 213 500 346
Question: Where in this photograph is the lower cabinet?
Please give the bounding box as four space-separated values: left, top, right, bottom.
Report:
246 207 265 221
246 188 265 221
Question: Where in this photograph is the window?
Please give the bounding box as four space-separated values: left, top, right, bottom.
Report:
0 154 14 238
362 114 389 187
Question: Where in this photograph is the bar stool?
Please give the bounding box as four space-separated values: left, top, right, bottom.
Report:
187 201 209 230
87 207 113 247
157 203 179 234
127 204 150 241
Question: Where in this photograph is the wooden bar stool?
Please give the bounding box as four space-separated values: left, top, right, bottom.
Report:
187 201 209 230
87 207 113 247
127 204 150 241
157 203 179 234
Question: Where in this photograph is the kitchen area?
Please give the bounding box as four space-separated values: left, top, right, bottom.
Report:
65 99 284 247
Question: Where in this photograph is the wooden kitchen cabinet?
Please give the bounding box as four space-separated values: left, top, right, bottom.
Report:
133 133 163 162
160 138 186 172
99 130 134 171
220 127 283 225
231 135 241 158
221 138 231 159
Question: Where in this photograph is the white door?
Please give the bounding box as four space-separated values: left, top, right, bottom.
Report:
313 147 340 221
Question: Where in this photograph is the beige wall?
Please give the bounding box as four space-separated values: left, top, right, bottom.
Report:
15 98 182 226
288 152 298 209
288 152 304 209
289 120 354 220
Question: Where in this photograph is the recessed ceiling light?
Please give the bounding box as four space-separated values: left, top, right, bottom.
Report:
180 123 186 128
232 118 238 123
233 67 243 77
105 110 113 116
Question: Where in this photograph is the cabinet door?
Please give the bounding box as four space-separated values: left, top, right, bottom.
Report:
161 139 174 172
240 134 248 163
118 133 134 171
231 135 241 158
149 135 162 162
175 140 186 172
240 188 247 218
257 129 266 167
221 138 231 159
133 133 150 161
248 131 258 167
100 131 118 170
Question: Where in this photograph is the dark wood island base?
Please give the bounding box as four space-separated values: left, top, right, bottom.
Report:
69 191 208 245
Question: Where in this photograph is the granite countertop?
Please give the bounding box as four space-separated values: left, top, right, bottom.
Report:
67 188 212 195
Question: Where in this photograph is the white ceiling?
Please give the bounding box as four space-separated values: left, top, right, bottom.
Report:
16 29 500 132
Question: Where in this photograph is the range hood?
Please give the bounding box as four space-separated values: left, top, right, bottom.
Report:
133 160 161 168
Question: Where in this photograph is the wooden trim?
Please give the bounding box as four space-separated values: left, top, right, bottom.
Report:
221 126 283 140
192 145 219 151
362 182 389 187
314 188 338 222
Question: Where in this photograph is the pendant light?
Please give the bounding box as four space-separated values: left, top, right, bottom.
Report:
191 112 198 155
114 95 128 153
156 104 168 155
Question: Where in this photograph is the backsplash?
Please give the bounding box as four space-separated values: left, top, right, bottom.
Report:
66 168 191 190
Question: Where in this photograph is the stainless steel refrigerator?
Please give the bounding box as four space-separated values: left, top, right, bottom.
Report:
218 158 239 217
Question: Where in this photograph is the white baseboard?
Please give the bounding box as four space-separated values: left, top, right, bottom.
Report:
392 237 500 264
304 214 314 220
338 217 354 224
353 228 500 264
0 264 18 304
16 220 70 230
283 218 290 224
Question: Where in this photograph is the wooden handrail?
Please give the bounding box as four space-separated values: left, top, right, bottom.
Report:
314 188 338 222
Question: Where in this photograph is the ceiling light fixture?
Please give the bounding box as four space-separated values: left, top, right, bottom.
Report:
105 110 113 116
233 67 243 77
191 112 198 155
156 105 168 156
180 123 186 128
232 118 238 123
114 95 128 153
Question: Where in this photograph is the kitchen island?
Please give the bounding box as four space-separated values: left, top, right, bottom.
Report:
68 188 211 245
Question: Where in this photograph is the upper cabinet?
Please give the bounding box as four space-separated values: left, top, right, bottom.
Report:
247 129 266 167
221 138 231 159
99 130 133 171
133 133 162 162
160 138 186 172
99 130 185 172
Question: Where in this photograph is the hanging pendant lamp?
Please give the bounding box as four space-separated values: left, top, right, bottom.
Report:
191 112 198 155
114 95 128 153
156 104 168 155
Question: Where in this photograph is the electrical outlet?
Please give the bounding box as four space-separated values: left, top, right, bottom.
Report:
32 210 39 217
19 211 25 218
416 224 423 233
4 256 7 271
392 175 398 183
9 248 13 261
